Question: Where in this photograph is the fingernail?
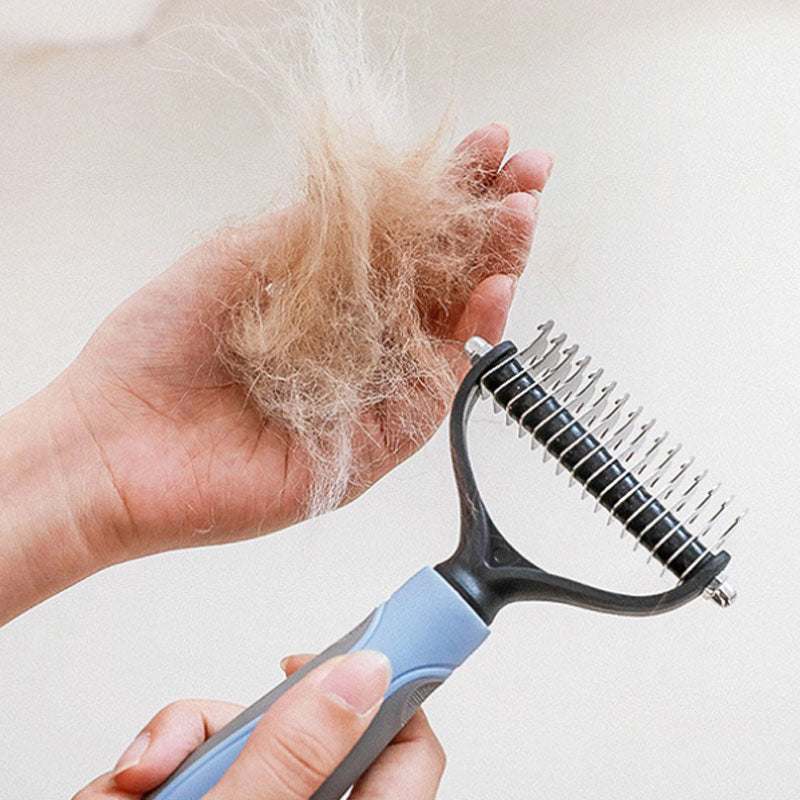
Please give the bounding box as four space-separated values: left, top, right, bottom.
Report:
113 732 150 777
280 656 290 673
543 151 556 177
320 651 392 716
490 121 511 136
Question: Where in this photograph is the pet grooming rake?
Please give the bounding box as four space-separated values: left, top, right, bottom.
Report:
147 321 743 800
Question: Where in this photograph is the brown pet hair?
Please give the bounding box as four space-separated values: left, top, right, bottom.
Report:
210 3 511 514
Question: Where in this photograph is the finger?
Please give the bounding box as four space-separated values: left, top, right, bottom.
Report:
448 272 518 374
438 190 538 353
453 123 511 188
482 190 540 279
207 650 392 800
167 125 519 297
494 149 554 196
367 268 523 467
362 188 537 471
280 653 316 676
112 700 244 794
364 270 518 476
446 191 538 358
73 771 138 799
281 655 445 800
349 710 446 800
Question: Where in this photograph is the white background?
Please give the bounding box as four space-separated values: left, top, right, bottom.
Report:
1 1 798 798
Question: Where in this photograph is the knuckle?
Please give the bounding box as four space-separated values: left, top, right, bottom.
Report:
156 699 199 727
161 698 194 716
427 734 447 773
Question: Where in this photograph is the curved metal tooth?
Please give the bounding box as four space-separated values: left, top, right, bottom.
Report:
617 418 657 466
538 367 603 454
576 406 643 496
593 431 668 514
523 375 580 443
565 403 618 487
607 442 682 526
681 507 747 579
531 334 568 378
661 490 729 576
543 344 579 390
493 333 566 414
569 366 602 413
507 386 553 430
629 456 695 549
573 396 633 498
600 435 669 522
572 406 644 488
504 349 571 429
556 381 616 478
479 321 553 399
556 381 617 486
547 354 591 406
557 354 591 397
658 483 721 576
582 416 656 493
600 405 643 453
517 320 555 363
504 341 576 426
645 470 708 562
679 506 746 580
519 355 590 439
642 444 683 491
710 507 747 551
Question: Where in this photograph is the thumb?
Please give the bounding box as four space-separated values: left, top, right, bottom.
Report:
207 650 392 800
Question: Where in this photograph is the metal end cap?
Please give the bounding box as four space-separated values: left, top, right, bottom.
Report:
704 574 737 607
464 336 492 363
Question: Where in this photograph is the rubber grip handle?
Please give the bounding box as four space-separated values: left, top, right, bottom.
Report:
144 567 490 800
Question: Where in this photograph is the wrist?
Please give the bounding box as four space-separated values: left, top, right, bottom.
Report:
0 377 122 624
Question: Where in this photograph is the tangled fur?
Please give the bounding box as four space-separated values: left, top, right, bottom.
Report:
211 3 509 514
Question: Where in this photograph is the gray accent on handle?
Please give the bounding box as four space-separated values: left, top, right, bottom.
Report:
144 611 377 799
309 677 444 800
145 567 490 800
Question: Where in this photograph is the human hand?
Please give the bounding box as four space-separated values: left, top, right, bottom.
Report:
0 124 552 621
75 651 446 800
64 124 550 553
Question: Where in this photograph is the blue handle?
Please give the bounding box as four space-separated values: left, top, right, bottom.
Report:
144 567 490 800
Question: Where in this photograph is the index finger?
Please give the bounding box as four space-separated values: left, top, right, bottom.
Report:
112 700 244 795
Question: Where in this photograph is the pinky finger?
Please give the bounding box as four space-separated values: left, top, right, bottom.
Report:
111 699 244 794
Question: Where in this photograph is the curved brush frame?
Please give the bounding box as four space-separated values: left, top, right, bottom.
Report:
435 340 731 624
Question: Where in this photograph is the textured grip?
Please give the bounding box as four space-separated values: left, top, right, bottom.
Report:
144 568 490 800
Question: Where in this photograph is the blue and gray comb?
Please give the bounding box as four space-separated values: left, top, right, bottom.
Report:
146 321 744 800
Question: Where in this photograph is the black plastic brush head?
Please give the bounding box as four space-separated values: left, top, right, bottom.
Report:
436 324 743 624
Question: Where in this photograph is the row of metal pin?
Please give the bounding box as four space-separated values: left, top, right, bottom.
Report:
476 321 746 581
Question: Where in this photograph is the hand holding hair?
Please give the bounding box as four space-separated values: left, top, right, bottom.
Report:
0 124 551 624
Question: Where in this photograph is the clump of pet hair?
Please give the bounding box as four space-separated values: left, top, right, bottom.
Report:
208 2 509 515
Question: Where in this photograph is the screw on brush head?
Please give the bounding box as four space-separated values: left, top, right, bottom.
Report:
705 573 737 607
454 323 743 613
464 336 492 362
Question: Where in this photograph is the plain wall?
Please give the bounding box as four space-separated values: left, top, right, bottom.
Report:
1 1 798 797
